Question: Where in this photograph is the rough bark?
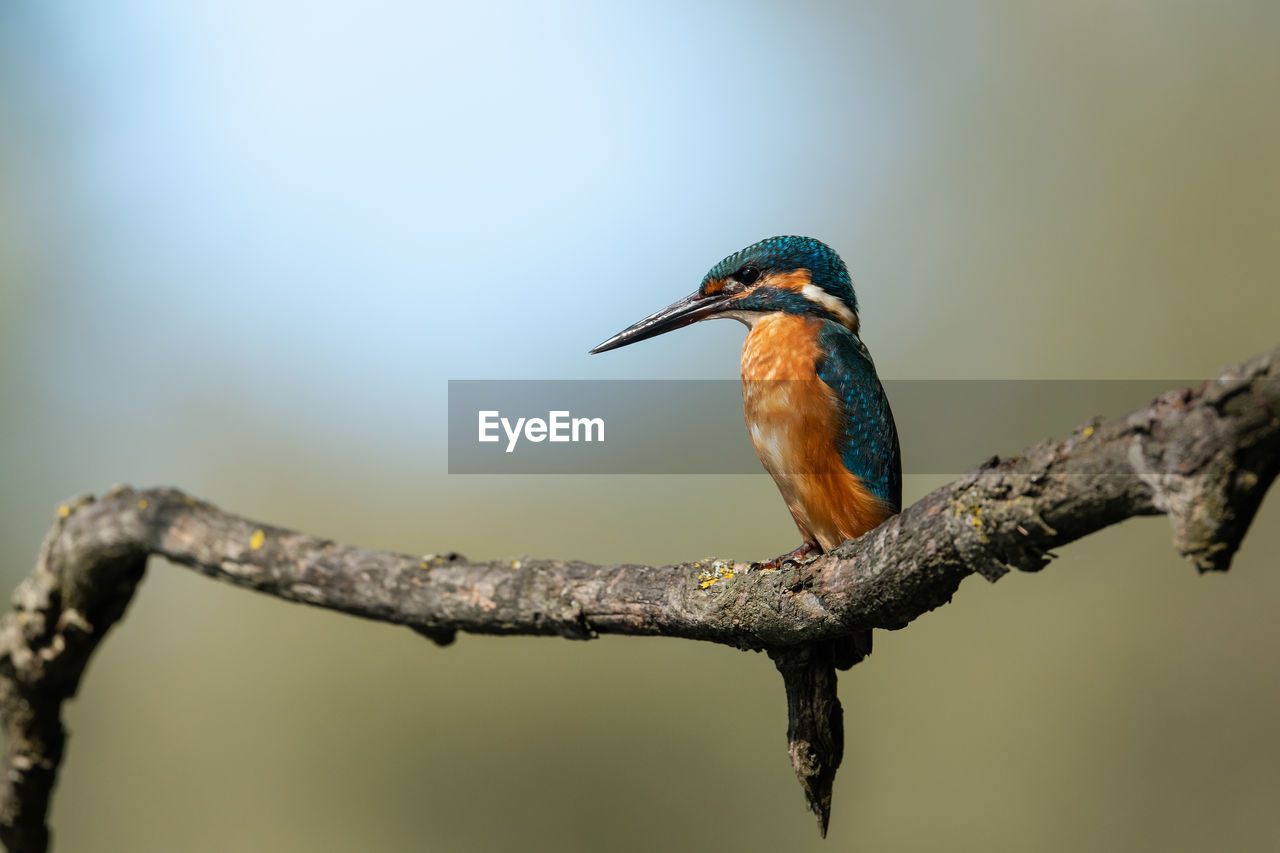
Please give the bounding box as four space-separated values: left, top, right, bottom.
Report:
770 644 846 837
1 345 1277 851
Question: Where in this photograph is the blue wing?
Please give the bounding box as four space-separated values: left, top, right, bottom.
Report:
814 322 902 512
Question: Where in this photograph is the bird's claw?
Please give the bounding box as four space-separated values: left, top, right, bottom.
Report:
750 543 818 572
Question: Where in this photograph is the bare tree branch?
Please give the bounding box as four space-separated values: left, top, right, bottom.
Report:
1 345 1277 851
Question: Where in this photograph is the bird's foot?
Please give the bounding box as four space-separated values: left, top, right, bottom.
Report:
750 542 818 572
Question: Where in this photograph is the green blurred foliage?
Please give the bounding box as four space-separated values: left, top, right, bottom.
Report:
2 2 1279 852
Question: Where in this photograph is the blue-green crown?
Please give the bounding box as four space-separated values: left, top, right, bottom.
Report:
702 235 857 314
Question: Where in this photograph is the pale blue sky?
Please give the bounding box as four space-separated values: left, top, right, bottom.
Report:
3 0 918 391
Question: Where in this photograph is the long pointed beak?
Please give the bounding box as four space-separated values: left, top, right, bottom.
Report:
589 290 734 354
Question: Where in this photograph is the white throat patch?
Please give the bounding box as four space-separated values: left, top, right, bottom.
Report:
721 309 761 328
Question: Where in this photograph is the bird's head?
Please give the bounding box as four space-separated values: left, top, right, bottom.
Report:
589 235 859 354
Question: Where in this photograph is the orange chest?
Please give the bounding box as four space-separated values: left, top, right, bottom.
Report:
739 313 890 547
740 314 823 381
739 314 836 465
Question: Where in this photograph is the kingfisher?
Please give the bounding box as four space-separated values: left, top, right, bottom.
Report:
590 236 901 667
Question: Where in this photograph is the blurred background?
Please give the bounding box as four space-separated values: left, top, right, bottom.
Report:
2 1 1278 851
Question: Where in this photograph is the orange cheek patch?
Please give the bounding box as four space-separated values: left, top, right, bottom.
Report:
701 278 726 295
763 269 812 293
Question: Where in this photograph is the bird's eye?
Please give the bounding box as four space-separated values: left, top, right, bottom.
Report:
735 265 761 286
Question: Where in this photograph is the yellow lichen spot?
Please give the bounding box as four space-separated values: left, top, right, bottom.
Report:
697 560 736 589
250 529 266 551
1082 426 1094 439
968 506 989 542
137 499 148 510
57 504 70 518
420 560 429 569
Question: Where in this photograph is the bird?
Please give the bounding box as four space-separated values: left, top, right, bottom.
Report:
590 235 902 668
